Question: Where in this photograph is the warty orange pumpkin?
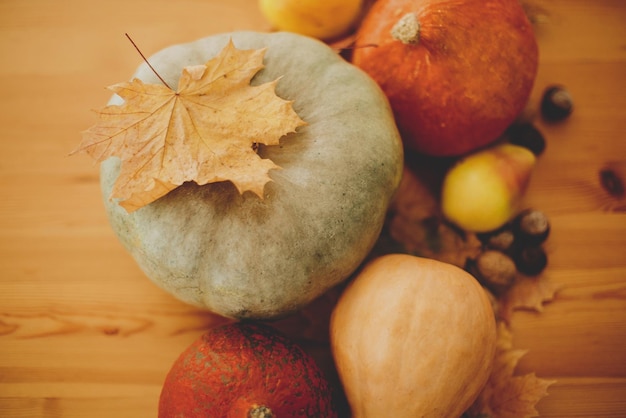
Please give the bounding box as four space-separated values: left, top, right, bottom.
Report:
159 322 338 417
352 0 538 156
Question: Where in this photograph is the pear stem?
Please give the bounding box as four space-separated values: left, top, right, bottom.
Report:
391 12 421 45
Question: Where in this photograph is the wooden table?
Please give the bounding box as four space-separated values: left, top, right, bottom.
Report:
1 1 625 417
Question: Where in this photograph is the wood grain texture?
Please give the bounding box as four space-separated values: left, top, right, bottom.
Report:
1 0 625 417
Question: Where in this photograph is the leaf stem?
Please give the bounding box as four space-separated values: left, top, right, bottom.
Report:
125 33 172 90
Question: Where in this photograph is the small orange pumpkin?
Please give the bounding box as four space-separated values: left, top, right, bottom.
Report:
352 0 538 156
159 322 338 417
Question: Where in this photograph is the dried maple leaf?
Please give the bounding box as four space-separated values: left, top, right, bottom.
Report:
75 39 305 212
371 166 482 268
497 274 564 323
464 322 556 418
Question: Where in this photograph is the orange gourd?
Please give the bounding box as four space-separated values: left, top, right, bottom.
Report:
352 0 538 156
330 254 497 417
159 322 338 417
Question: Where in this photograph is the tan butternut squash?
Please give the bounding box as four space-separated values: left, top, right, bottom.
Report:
330 254 497 417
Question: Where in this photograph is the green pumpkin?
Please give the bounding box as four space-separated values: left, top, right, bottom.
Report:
101 31 403 319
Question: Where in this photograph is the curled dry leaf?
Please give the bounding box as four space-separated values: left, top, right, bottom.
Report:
371 166 483 268
464 322 556 418
74 39 305 212
497 274 564 323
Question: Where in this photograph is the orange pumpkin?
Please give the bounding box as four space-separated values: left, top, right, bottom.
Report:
159 322 338 417
352 0 538 156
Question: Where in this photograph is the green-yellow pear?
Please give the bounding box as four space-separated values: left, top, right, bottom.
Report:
441 143 536 232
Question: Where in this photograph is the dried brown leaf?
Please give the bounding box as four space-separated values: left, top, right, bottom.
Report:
75 39 305 212
497 275 564 322
373 166 482 268
465 322 556 418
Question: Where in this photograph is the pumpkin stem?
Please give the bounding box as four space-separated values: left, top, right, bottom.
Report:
391 13 421 45
248 405 274 418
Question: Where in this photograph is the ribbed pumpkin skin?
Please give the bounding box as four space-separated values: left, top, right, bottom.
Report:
330 254 497 417
159 322 338 418
100 31 403 320
352 0 538 156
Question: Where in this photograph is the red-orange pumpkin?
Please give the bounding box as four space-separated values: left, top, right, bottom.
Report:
352 0 538 156
159 322 338 417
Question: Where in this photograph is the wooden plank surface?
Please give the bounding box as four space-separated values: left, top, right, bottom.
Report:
1 0 625 417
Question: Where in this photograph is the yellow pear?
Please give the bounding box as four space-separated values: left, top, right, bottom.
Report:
258 0 362 41
441 143 536 232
